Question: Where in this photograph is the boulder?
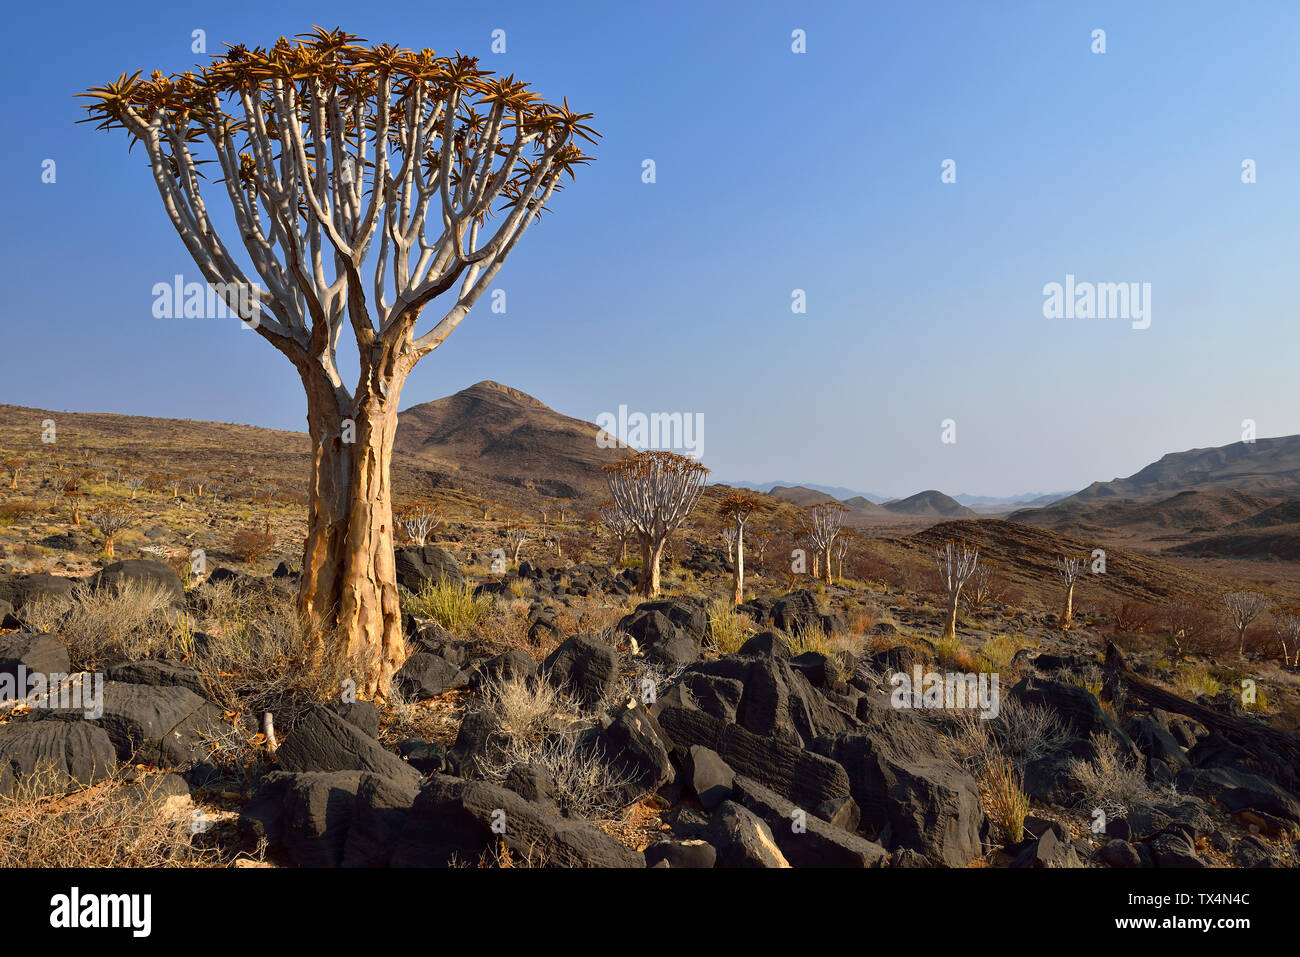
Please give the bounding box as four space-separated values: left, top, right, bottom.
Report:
655 686 852 810
395 545 463 593
731 774 889 868
394 653 467 700
0 633 70 687
105 659 205 697
706 801 790 868
685 745 735 810
278 707 420 787
644 839 717 868
89 560 185 608
0 720 117 797
393 774 644 867
543 635 619 709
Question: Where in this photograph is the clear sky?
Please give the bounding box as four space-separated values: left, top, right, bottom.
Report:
2 0 1298 498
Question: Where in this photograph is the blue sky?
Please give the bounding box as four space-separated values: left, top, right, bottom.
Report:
2 0 1298 497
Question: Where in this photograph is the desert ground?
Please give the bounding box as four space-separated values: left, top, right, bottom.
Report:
1 384 1298 870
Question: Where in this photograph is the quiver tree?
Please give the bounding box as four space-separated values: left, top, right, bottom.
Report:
799 501 848 584
504 521 529 563
1272 608 1300 667
89 502 135 558
3 458 22 490
720 526 737 565
82 29 595 696
62 478 86 526
124 476 144 499
1224 590 1268 658
934 541 979 640
963 560 997 614
718 491 763 605
603 450 708 597
1056 555 1084 630
597 501 634 563
832 528 857 581
397 500 443 545
750 527 772 572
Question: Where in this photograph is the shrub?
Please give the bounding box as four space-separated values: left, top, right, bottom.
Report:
403 579 491 634
229 527 275 563
0 767 207 867
981 753 1030 845
707 598 754 655
1174 664 1222 699
54 581 187 671
976 634 1028 675
1067 732 1149 817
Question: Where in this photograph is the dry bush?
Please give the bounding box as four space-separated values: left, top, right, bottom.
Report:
553 599 626 640
475 597 536 654
944 696 1071 774
1112 599 1160 634
933 634 977 672
49 581 188 671
0 501 44 524
981 753 1030 845
477 672 585 742
1067 732 1149 816
0 766 207 867
190 578 349 726
229 527 275 564
17 591 75 635
472 674 637 820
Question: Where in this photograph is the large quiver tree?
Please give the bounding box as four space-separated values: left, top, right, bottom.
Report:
81 28 595 696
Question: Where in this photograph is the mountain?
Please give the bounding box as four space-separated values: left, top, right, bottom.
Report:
1010 488 1278 536
394 380 622 503
1060 436 1300 504
723 480 890 503
882 490 976 518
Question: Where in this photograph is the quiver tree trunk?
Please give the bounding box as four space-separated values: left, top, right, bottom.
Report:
1062 583 1075 630
733 533 745 605
297 370 406 699
942 591 960 640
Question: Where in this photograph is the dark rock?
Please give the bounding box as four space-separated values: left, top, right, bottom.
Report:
394 544 464 593
1099 838 1143 868
0 720 117 797
656 687 852 810
90 560 185 608
105 659 205 697
1012 827 1081 868
0 573 73 612
706 800 790 868
686 745 734 810
644 839 716 868
280 771 363 867
341 772 421 867
737 631 792 659
393 774 644 867
396 739 446 775
278 707 420 787
0 633 70 687
814 699 988 867
543 635 619 709
731 774 889 867
503 762 556 805
469 650 537 691
1150 831 1205 868
394 653 467 700
597 702 674 805
329 701 381 740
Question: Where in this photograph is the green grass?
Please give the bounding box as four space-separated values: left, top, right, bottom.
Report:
403 579 492 634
